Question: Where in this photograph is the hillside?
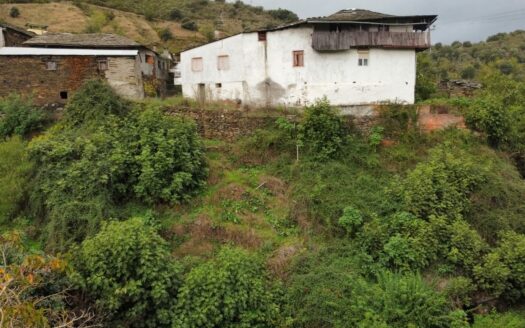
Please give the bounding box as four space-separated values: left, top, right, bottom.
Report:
0 0 297 52
417 30 525 99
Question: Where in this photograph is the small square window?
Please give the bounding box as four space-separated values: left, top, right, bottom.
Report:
217 55 230 71
98 59 108 71
258 31 267 41
46 61 57 71
215 83 222 88
191 57 203 72
145 54 155 65
60 91 68 100
358 50 369 66
293 50 304 67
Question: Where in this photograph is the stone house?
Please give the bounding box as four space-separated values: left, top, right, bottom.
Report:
0 23 35 47
178 9 437 107
0 33 171 105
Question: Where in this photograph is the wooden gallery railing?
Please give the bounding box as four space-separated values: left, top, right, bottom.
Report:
312 31 430 51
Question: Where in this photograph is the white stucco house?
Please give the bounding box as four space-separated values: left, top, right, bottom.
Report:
177 9 437 107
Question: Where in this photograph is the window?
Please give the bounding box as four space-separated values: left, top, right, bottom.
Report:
293 50 304 67
97 58 108 71
217 55 230 71
258 31 267 41
60 91 68 100
215 83 222 88
46 61 57 71
358 50 369 66
145 54 155 65
191 57 203 72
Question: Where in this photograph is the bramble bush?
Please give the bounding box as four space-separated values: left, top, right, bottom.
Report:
29 80 207 250
174 247 281 328
0 94 48 138
299 98 346 161
285 246 467 328
72 217 181 327
393 143 486 219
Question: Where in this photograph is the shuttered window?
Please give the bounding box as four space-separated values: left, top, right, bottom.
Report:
293 50 304 67
191 57 203 72
217 55 230 71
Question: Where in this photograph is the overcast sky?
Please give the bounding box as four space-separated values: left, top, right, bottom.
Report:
242 0 525 44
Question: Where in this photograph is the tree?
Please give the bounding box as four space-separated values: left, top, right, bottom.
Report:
9 6 20 18
72 218 181 327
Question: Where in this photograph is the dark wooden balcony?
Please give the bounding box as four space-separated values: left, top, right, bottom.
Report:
312 31 431 51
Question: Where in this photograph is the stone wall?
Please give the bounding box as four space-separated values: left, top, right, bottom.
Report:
166 105 466 141
166 107 279 141
0 55 145 105
0 56 103 105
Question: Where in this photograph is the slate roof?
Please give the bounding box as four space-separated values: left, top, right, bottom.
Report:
307 9 438 29
0 22 35 37
320 9 395 21
24 33 141 49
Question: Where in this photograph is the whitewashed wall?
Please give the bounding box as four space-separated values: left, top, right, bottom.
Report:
180 26 417 107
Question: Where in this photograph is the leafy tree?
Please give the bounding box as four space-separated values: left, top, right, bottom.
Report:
338 206 364 236
174 247 281 328
267 8 298 22
9 6 20 18
72 218 181 327
0 94 48 138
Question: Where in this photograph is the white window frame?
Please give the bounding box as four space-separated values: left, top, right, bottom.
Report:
217 55 230 71
191 57 203 72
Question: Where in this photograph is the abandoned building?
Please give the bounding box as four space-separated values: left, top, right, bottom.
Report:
177 9 437 107
0 23 35 47
0 33 171 105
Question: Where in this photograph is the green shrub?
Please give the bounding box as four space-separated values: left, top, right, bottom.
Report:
338 206 364 236
299 98 345 161
475 231 525 301
286 247 463 328
0 94 48 138
0 138 32 224
396 144 486 219
472 311 525 328
465 96 511 147
133 108 208 204
72 218 181 327
62 79 128 128
9 6 20 18
174 247 281 328
159 27 174 41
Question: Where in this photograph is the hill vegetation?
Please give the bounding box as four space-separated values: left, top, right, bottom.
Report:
0 2 525 322
1 74 525 326
0 0 297 52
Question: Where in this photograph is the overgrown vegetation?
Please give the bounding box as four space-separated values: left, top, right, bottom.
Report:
2 30 525 326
